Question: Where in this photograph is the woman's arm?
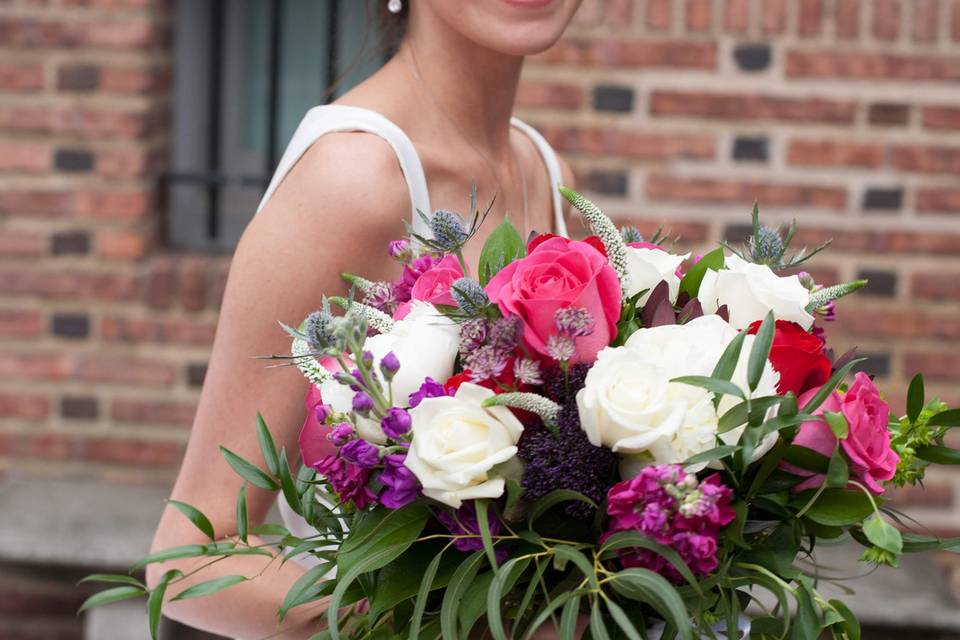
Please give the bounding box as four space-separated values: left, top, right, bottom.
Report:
146 133 410 640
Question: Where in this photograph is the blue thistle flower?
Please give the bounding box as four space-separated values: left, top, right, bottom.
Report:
749 225 786 265
429 209 469 251
621 226 644 244
304 305 337 351
450 277 488 315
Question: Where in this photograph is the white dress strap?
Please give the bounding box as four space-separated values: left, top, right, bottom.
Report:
510 117 568 238
256 104 433 238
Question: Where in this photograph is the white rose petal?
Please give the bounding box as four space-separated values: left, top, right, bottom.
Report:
698 254 813 330
405 383 524 508
624 247 690 305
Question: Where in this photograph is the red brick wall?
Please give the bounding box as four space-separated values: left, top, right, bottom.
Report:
1 0 958 526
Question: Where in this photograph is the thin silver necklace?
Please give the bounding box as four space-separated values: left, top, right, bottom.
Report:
399 46 530 237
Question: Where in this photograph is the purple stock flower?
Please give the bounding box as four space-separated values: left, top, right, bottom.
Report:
436 502 508 561
379 454 420 509
408 377 449 408
340 439 381 469
380 352 401 379
381 407 412 439
314 455 376 509
328 422 354 447
388 239 412 262
314 403 331 423
352 392 374 414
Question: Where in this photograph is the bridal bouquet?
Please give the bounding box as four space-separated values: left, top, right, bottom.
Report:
82 188 960 640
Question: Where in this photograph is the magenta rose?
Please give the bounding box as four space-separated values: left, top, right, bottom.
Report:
786 372 899 494
410 254 463 307
484 236 621 363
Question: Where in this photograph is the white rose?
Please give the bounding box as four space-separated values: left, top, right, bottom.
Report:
624 246 690 305
404 383 524 508
578 315 780 475
698 254 813 330
317 378 384 444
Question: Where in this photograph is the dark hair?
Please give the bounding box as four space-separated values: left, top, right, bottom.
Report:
375 1 410 52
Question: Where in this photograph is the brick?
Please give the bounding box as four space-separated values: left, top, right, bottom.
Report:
0 188 154 221
515 81 582 110
145 257 177 309
0 61 44 91
646 0 672 30
891 145 960 175
732 136 769 162
954 0 960 40
95 226 154 260
186 363 207 387
0 352 70 381
863 187 903 212
724 0 749 33
685 0 712 32
539 125 715 160
733 44 772 72
646 175 847 208
50 230 90 255
53 148 95 172
873 0 901 40
8 433 75 462
56 64 100 91
61 395 98 420
798 0 823 36
856 269 897 297
913 0 940 42
868 103 910 126
786 50 960 82
890 482 953 508
787 140 884 168
585 170 628 196
0 230 45 257
592 85 634 112
179 257 209 311
51 313 90 339
100 315 215 346
96 147 158 179
0 389 48 420
0 104 161 139
536 38 717 69
111 398 197 427
0 141 50 173
917 187 960 213
762 0 788 34
650 90 856 124
99 65 169 94
791 227 960 255
912 271 960 302
609 217 710 244
904 352 960 382
923 106 960 131
834 308 960 341
74 354 176 387
0 310 43 338
835 0 860 39
0 268 140 301
79 437 181 467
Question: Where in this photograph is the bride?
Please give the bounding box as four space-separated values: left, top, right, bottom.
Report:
148 1 582 638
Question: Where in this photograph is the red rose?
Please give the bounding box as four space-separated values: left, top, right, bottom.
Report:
747 319 831 396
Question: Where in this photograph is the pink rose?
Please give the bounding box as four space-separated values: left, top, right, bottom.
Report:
786 372 899 494
299 383 335 469
410 254 463 307
484 236 621 363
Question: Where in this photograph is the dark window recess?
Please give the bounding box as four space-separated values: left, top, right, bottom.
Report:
853 353 891 378
857 269 897 297
61 396 98 420
51 313 90 339
868 103 910 126
733 44 772 72
167 0 385 250
187 363 208 388
51 231 90 255
586 170 628 196
55 149 95 172
863 187 903 212
592 85 634 112
723 224 753 245
732 136 769 162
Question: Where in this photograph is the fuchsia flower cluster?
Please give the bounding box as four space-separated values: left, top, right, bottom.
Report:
603 465 735 583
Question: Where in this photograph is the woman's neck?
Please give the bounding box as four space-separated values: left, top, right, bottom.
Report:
394 7 524 162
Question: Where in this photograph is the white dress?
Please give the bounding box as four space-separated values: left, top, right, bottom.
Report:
255 104 569 550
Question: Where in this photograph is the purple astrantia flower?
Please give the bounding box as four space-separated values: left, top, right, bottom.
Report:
314 454 376 509
379 454 420 509
340 439 380 469
545 334 576 362
363 281 398 315
408 377 448 408
553 306 595 338
328 422 354 447
435 502 508 562
352 392 374 414
381 407 412 439
513 357 543 386
488 315 522 353
464 344 508 382
458 318 488 354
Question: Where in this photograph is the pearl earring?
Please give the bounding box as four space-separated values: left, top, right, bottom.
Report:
388 0 402 13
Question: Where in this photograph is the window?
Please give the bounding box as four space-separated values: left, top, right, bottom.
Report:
167 0 385 250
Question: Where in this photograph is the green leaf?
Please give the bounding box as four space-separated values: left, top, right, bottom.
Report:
338 504 430 576
683 445 741 467
929 409 960 428
148 569 181 640
256 412 280 476
589 599 611 640
219 446 279 491
252 523 290 537
77 585 146 614
440 551 485 640
906 374 925 426
792 488 874 526
560 595 582 640
486 556 533 640
278 448 301 513
280 562 333 621
478 217 525 286
781 445 830 474
915 445 960 465
129 544 209 572
327 542 413 640
551 546 597 588
747 312 775 392
474 499 499 570
826 448 849 489
824 412 848 439
170 575 246 601
407 547 447 640
678 246 724 300
526 489 597 527
670 375 745 402
862 513 903 555
599 531 700 593
901 532 960 552
606 568 693 640
167 499 215 540
458 571 495 638
77 574 145 588
789 578 820 640
522 589 591 640
828 599 861 640
505 478 523 512
801 358 867 414
711 330 747 383
236 485 248 544
605 598 644 640
372 541 457 620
